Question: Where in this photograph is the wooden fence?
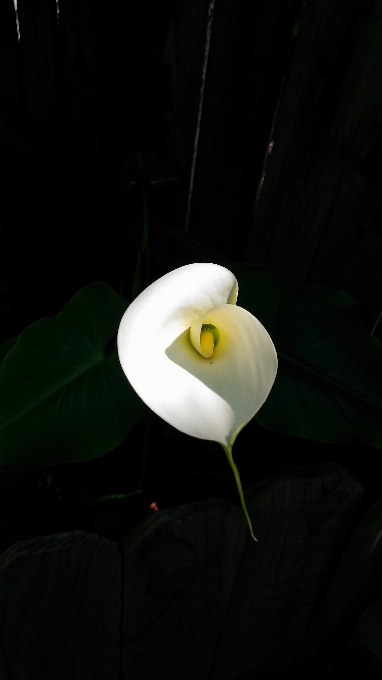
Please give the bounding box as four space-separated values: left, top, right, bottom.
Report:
1 0 381 340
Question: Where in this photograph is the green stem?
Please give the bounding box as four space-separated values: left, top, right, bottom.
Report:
221 444 257 542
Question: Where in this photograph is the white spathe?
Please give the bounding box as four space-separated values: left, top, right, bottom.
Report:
117 263 277 449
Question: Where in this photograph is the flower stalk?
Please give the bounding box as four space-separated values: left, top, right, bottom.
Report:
222 443 257 541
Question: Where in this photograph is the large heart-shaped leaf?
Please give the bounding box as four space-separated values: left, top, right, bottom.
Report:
226 262 382 447
0 336 18 367
0 282 149 470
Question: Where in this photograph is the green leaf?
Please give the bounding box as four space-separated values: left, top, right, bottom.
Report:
0 282 149 470
225 262 382 447
0 335 19 367
294 492 382 669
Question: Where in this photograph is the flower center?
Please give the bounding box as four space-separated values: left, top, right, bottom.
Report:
190 322 220 359
200 330 214 358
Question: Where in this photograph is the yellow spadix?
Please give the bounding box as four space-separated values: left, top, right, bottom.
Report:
199 330 214 358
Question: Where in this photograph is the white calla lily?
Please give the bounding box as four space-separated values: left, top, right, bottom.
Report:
118 263 277 540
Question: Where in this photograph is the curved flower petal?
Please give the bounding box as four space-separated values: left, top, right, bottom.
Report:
117 263 277 448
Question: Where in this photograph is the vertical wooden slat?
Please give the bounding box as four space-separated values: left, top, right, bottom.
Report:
0 0 21 109
246 0 382 328
57 0 97 180
0 0 23 156
17 0 56 121
187 0 299 259
56 0 101 275
146 0 213 225
153 0 212 171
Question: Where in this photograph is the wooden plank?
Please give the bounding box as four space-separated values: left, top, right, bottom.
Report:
111 0 214 228
121 463 363 679
153 0 213 173
0 0 24 155
17 0 56 120
0 531 122 680
0 0 21 110
162 0 214 226
188 0 299 259
56 0 103 277
57 0 98 180
246 0 382 330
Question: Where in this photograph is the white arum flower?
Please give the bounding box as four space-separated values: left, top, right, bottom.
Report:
118 263 277 540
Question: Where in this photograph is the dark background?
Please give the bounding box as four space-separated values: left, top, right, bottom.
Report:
0 1 381 661
1 1 382 676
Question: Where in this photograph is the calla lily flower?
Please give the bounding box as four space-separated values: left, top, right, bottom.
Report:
118 263 277 539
